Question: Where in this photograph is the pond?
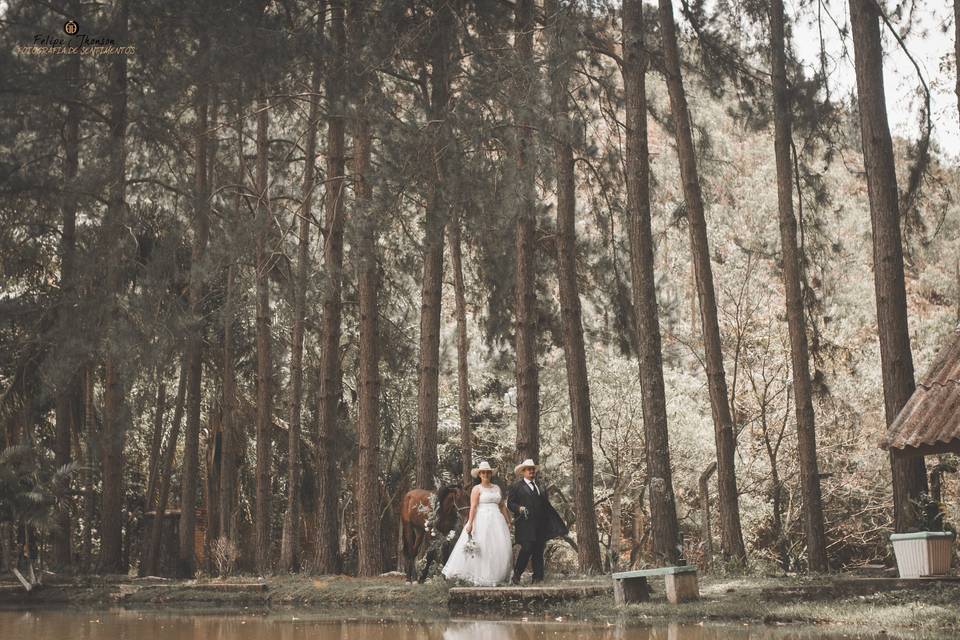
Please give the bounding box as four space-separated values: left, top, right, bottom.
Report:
0 610 887 639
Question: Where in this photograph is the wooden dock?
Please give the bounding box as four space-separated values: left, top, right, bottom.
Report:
118 579 269 607
448 582 610 610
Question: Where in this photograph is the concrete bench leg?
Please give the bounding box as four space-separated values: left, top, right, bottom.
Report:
665 572 699 604
614 577 651 605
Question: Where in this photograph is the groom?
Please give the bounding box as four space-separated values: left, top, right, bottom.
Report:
507 459 569 584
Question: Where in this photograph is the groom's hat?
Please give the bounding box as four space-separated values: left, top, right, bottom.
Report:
514 458 539 476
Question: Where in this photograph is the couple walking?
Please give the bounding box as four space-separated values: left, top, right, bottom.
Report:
441 459 568 586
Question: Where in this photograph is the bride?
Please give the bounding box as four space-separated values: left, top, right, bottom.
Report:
442 461 513 586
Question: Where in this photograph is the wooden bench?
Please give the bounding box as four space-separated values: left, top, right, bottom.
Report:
611 565 699 605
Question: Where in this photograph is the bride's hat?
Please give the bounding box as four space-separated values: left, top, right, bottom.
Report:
514 458 539 475
471 460 496 478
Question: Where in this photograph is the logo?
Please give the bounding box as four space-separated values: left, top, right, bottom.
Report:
15 19 134 57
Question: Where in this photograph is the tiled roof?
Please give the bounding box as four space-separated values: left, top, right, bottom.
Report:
881 328 960 453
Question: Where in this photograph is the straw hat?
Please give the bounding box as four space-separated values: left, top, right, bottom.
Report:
514 458 539 476
470 460 497 478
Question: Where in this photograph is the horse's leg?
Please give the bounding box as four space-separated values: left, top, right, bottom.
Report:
413 530 427 583
401 523 416 583
419 546 434 583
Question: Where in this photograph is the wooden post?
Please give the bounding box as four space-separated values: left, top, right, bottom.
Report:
665 571 699 604
614 576 651 605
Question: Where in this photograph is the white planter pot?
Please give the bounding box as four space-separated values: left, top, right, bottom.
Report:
890 531 955 578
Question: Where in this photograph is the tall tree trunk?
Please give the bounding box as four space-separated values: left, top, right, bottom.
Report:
52 0 81 568
254 78 274 575
202 90 222 565
415 0 455 490
146 355 188 576
219 261 238 543
279 35 323 575
144 372 166 519
352 3 381 575
219 85 245 544
99 0 129 574
768 0 829 572
610 480 623 571
657 0 746 563
81 366 96 572
315 0 347 574
513 0 540 463
848 0 928 532
178 22 212 578
546 0 602 574
698 462 717 568
623 0 682 566
449 217 472 488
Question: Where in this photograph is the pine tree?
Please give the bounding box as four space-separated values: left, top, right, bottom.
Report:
546 0 602 573
316 0 348 574
768 0 828 571
513 0 540 463
848 0 928 532
657 0 746 563
622 0 682 567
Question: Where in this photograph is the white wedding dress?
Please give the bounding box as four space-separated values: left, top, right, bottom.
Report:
441 484 513 586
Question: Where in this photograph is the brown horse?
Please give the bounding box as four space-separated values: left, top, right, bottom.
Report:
400 484 470 583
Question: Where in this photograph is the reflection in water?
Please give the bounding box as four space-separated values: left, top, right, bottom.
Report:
0 610 884 640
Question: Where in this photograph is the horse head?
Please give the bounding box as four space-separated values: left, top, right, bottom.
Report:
435 484 471 535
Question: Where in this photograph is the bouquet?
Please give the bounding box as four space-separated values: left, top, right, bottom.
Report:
463 533 480 559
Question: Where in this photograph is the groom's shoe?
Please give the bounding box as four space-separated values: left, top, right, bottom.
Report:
510 574 521 586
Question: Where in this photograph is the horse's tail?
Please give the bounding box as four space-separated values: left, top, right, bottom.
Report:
400 493 414 558
401 519 413 559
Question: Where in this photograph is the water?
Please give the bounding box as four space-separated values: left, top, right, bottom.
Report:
0 610 885 639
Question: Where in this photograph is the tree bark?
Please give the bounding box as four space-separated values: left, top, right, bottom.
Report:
623 0 682 566
81 366 96 572
219 85 246 545
546 0 602 574
352 2 382 576
99 0 129 575
145 355 188 576
415 0 455 490
202 90 222 565
254 78 274 575
178 21 212 578
657 0 746 563
449 218 472 487
219 261 239 544
513 0 540 463
315 0 347 574
848 0 928 532
144 372 166 519
769 0 828 572
698 462 717 568
610 480 623 571
52 0 82 568
279 31 323 575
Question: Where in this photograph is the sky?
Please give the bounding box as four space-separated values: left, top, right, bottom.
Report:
791 0 959 160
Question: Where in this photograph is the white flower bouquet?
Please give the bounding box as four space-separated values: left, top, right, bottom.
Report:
463 534 480 558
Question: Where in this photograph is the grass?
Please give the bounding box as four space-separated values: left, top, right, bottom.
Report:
2 572 959 638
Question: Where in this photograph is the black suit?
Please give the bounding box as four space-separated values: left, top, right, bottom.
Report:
507 477 568 582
